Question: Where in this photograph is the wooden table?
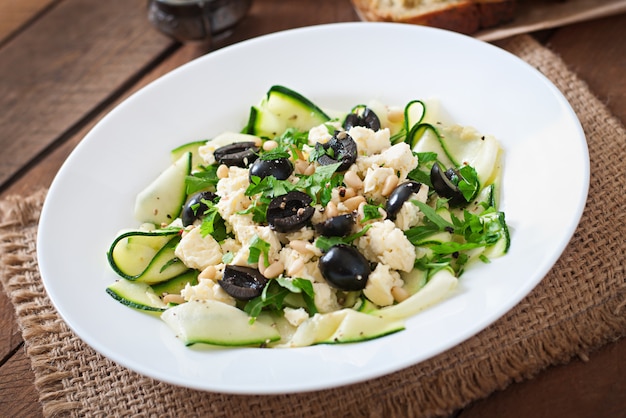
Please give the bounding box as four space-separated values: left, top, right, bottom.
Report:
0 1 624 416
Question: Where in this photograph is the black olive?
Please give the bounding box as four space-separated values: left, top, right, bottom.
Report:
248 157 293 181
314 131 358 172
430 162 466 207
266 191 315 233
181 191 217 226
318 244 371 291
218 265 268 300
385 181 422 221
213 141 259 167
343 106 381 131
314 213 355 237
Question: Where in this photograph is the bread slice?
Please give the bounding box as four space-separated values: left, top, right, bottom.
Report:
351 0 516 35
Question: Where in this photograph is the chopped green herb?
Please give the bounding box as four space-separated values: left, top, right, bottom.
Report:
198 199 228 241
247 235 271 267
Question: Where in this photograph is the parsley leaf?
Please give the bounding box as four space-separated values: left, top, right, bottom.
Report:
361 204 383 222
243 277 318 318
185 165 219 195
457 165 479 202
247 235 271 267
259 146 290 161
315 225 371 252
198 199 228 241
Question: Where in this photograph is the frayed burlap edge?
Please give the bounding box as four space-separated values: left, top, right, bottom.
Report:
0 190 80 415
1 34 625 417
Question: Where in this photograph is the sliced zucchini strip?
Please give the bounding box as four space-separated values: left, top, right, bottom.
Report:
108 229 189 284
134 151 192 225
161 300 281 347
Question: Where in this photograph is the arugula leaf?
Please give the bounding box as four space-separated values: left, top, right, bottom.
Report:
411 201 453 230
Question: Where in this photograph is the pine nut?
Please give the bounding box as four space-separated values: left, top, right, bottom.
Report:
343 187 356 199
343 171 363 190
290 240 312 255
286 259 305 276
199 265 217 280
342 195 366 212
325 201 338 218
258 259 267 275
295 159 309 174
303 163 316 176
263 261 284 279
263 140 278 151
217 164 229 179
391 286 410 303
381 175 399 197
163 294 186 304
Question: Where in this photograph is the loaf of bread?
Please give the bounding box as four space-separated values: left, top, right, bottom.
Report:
351 0 517 35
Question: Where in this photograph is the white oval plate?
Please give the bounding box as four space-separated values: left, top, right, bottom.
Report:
38 22 589 394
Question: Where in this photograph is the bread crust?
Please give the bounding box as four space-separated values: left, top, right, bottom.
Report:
351 0 516 35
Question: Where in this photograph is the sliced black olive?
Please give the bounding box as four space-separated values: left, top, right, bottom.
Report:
181 191 217 227
266 191 315 233
343 105 381 131
213 141 259 167
248 157 293 181
430 162 466 207
314 131 358 172
314 213 355 237
218 265 268 300
385 181 422 221
318 244 371 291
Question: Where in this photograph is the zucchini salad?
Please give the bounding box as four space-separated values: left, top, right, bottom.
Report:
106 85 510 348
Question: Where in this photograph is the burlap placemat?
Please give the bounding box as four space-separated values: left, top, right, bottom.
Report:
1 34 625 417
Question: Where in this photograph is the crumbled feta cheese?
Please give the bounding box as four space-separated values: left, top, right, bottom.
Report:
348 126 391 156
230 223 281 266
313 282 341 313
362 166 396 202
281 226 316 244
181 278 236 306
174 226 223 271
356 220 415 272
198 132 260 166
216 166 252 220
307 123 333 145
363 263 403 307
393 185 429 230
355 142 418 181
283 307 309 327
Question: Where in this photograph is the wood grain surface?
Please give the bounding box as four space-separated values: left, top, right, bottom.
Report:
0 0 624 417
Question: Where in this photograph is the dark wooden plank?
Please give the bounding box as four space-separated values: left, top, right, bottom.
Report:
0 42 210 418
458 338 626 418
545 13 626 125
0 0 56 42
0 0 174 190
0 346 43 418
0 289 22 358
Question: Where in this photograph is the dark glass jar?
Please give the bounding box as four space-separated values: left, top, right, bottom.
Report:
147 0 252 43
